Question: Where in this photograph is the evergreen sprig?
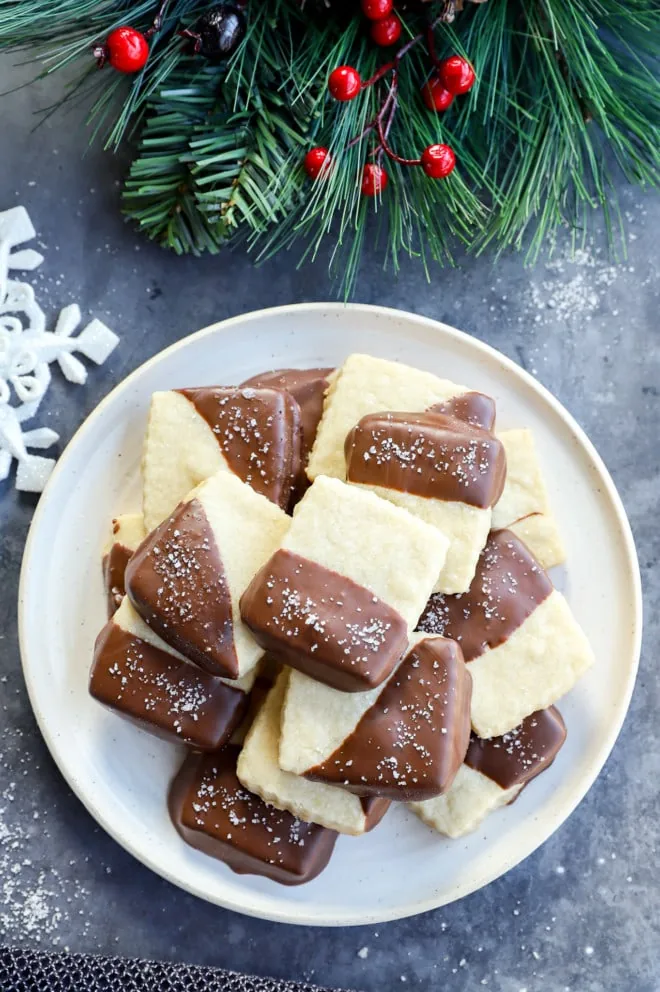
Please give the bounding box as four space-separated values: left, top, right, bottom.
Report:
1 0 658 293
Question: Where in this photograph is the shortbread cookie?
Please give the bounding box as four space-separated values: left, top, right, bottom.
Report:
102 513 145 616
169 743 338 885
237 673 390 835
126 471 290 679
241 368 334 501
418 530 593 738
90 598 251 750
492 429 548 527
142 386 301 530
307 354 468 482
345 410 505 594
240 475 449 691
409 706 566 837
492 429 566 569
506 512 565 572
279 634 472 802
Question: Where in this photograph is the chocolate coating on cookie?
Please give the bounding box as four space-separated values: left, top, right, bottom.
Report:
103 541 133 617
465 706 566 790
306 637 472 801
361 796 391 829
428 391 497 432
240 548 408 692
418 530 553 661
345 411 506 509
126 499 239 677
241 369 333 480
169 745 337 885
178 386 302 509
90 622 246 749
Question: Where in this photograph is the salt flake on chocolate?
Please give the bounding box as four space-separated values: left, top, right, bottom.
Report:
0 206 119 492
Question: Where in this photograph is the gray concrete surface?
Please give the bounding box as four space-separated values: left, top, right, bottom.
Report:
0 56 658 992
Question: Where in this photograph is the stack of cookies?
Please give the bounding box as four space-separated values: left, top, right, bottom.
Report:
90 355 593 886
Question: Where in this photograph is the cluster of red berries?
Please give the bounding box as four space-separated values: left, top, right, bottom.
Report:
422 54 476 112
361 0 401 48
304 51 475 195
326 54 474 108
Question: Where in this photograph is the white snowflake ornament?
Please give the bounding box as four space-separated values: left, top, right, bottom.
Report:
0 404 58 491
0 206 39 303
0 279 46 335
0 205 120 493
49 305 119 384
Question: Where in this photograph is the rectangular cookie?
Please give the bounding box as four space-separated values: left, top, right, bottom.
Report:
240 475 450 691
102 513 145 617
409 706 566 837
417 530 594 738
126 470 290 679
307 354 468 482
169 743 338 885
237 672 390 835
492 429 566 569
143 386 302 530
345 410 505 594
279 634 472 802
89 598 252 750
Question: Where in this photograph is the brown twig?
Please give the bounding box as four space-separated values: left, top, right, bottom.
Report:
146 0 171 38
426 23 442 73
362 13 446 90
352 12 453 167
373 72 421 165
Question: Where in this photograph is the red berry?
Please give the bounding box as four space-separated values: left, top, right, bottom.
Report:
422 76 454 112
370 13 402 47
439 55 475 95
304 147 331 179
421 144 456 179
361 0 393 19
361 163 388 197
328 65 362 102
106 27 150 73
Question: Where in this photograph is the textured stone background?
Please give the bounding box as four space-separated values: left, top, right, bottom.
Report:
0 56 658 992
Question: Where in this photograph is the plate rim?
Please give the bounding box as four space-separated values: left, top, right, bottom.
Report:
18 302 643 926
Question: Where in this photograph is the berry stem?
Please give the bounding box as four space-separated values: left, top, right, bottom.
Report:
374 75 417 165
146 0 170 38
382 85 398 143
376 111 421 166
361 30 425 89
93 43 107 67
374 81 397 163
346 82 396 151
347 0 461 172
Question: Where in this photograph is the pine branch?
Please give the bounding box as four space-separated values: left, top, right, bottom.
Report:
1 0 658 295
122 63 228 254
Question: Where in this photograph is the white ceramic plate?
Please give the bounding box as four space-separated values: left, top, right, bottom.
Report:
19 304 642 926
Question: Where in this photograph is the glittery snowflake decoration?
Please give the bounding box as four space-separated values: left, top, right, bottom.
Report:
0 206 119 492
